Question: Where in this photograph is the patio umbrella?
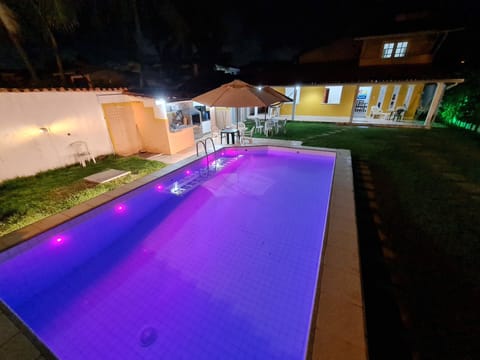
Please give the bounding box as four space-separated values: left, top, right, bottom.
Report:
192 80 292 128
192 79 292 108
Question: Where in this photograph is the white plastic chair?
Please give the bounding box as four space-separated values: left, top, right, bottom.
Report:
264 120 275 136
70 141 96 167
254 118 264 134
240 127 254 145
369 106 388 119
276 119 287 134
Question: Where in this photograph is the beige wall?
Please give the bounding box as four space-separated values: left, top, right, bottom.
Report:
102 102 143 156
102 98 195 156
0 91 114 182
134 104 194 154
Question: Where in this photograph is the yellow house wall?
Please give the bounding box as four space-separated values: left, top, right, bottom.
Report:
134 103 195 155
275 84 427 120
167 127 195 154
133 104 170 154
278 86 357 117
367 84 425 119
405 84 424 119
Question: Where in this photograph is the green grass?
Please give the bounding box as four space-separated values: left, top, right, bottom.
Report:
0 155 166 236
260 121 480 269
258 121 480 358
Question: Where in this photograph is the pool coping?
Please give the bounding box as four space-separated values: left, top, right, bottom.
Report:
0 145 367 360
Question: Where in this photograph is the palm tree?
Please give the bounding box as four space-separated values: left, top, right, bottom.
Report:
0 1 39 83
30 0 78 85
131 0 145 87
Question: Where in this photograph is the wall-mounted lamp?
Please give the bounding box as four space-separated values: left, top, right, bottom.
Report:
39 127 49 133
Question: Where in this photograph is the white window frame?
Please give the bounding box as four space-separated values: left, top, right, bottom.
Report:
382 41 408 59
377 85 387 109
285 87 300 104
403 84 415 109
323 86 343 104
388 85 401 111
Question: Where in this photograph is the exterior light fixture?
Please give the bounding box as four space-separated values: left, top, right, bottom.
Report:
155 98 166 105
39 127 49 133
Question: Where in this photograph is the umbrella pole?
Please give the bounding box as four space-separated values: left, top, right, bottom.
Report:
236 107 240 129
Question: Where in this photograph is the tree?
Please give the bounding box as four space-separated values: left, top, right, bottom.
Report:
30 0 78 85
439 68 480 132
0 1 39 83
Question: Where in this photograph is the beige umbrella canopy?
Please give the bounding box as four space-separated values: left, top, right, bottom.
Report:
192 79 292 107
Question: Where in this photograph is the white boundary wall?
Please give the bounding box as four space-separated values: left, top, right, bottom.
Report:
0 90 118 182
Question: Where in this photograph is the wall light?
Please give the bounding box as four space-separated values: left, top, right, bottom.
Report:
39 127 49 133
155 98 166 105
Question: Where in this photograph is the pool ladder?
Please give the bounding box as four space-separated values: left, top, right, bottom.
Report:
196 137 216 176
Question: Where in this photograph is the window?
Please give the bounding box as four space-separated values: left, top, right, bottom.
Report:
324 86 343 104
285 87 300 104
382 43 395 58
394 42 408 57
382 41 408 58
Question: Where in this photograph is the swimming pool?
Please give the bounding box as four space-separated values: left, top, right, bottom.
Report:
0 146 336 359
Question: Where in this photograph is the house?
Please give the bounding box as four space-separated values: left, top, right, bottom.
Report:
240 27 465 128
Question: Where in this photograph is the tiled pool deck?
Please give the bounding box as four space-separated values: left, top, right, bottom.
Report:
0 139 366 359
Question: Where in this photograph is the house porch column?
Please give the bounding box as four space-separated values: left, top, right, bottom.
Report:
424 82 446 129
349 85 360 123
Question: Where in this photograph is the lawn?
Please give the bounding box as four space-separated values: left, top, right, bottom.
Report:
253 121 480 359
0 155 166 236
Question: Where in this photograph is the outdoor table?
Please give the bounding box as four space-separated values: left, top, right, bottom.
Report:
220 128 240 144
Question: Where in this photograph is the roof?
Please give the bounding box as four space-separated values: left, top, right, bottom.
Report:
354 27 464 41
239 61 465 86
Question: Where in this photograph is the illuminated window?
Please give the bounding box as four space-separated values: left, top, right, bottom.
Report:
382 41 408 58
324 86 343 104
394 41 408 57
382 43 395 58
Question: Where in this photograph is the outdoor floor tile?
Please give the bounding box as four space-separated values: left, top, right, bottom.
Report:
315 292 366 348
311 329 367 360
0 313 18 345
33 213 70 232
0 225 44 251
319 266 363 306
0 333 41 360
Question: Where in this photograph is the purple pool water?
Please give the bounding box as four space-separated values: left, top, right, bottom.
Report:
0 147 335 359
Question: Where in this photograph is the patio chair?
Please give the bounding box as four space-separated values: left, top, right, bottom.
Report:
392 107 406 121
369 106 388 119
254 118 264 134
264 119 275 137
70 141 96 167
275 119 287 134
240 127 255 145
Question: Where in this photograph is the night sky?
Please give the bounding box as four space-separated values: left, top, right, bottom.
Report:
0 0 477 88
